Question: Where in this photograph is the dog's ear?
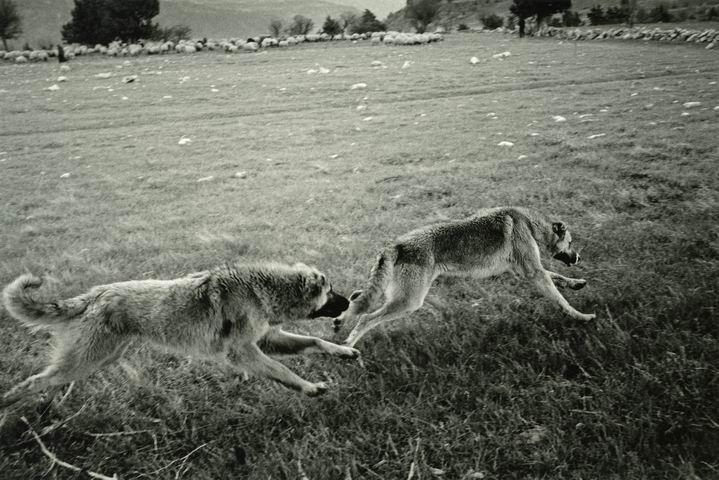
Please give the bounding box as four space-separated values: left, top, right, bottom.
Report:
552 222 567 238
349 290 363 301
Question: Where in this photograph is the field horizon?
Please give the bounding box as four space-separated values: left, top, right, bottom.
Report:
1 33 718 479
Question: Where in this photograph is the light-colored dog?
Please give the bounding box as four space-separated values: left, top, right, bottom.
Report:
336 207 595 347
1 262 358 407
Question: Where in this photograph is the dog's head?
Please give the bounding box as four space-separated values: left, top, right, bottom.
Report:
549 221 580 266
294 263 350 319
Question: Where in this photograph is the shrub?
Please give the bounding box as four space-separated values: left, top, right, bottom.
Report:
288 14 314 36
562 10 582 26
322 16 342 36
154 24 191 42
587 5 606 25
268 19 282 38
649 2 673 22
457 23 469 30
480 13 504 29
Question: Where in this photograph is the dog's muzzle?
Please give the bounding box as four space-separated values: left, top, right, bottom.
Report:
553 251 580 266
309 290 350 319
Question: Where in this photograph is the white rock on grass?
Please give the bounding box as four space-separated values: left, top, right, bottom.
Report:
714 106 719 111
234 171 247 179
402 60 412 69
319 67 330 74
552 115 567 122
178 136 192 145
470 56 479 64
60 172 70 178
588 133 606 139
46 84 60 91
60 65 70 72
682 101 701 108
492 51 511 59
350 83 368 90
122 75 138 83
197 176 214 182
371 60 383 67
497 141 514 147
95 72 112 79
57 76 67 82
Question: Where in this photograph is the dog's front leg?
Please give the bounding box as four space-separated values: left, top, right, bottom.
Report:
230 344 329 396
546 270 588 290
260 328 360 358
531 271 595 321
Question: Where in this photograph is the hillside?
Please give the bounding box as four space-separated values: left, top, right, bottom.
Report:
386 0 719 31
10 0 366 49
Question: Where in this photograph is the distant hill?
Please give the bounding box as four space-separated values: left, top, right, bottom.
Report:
11 0 375 49
385 0 719 31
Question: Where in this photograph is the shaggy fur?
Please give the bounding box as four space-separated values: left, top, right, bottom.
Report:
1 262 357 407
336 207 595 347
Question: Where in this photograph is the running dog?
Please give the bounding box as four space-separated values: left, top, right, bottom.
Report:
2 262 358 407
336 207 595 347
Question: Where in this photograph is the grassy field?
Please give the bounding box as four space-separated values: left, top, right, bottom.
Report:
1 34 718 479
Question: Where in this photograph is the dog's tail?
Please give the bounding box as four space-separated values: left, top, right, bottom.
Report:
2 274 89 328
351 246 398 314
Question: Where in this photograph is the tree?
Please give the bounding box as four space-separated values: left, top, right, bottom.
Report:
648 2 672 22
340 11 358 33
510 0 571 37
620 0 638 26
562 9 581 26
351 9 385 34
269 18 282 37
288 14 314 35
322 16 342 36
405 0 441 33
587 5 605 24
480 13 504 29
62 0 159 45
0 0 22 51
154 24 191 42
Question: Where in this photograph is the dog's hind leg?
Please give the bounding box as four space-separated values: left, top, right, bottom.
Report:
260 329 359 358
547 271 587 290
1 337 131 409
230 343 330 397
532 271 595 321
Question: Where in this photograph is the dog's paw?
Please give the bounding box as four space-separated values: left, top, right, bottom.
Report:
303 382 329 397
570 279 588 290
337 345 360 359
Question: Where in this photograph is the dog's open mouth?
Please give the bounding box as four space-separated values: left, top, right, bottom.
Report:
553 251 579 266
309 290 350 319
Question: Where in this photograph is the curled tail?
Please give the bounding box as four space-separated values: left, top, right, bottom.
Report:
351 247 397 314
2 274 89 328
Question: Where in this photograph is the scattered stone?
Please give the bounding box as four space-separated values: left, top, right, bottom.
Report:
233 171 247 179
682 101 701 108
122 75 137 83
60 65 71 72
492 51 511 59
46 84 60 91
552 115 567 122
319 67 330 74
402 60 412 69
356 105 367 111
680 112 690 116
95 72 112 79
197 176 214 182
518 154 528 159
588 133 606 139
178 136 192 145
60 172 70 179
57 76 67 82
497 141 514 147
362 116 373 121
350 83 368 90
371 60 383 67
307 69 317 74
470 56 479 64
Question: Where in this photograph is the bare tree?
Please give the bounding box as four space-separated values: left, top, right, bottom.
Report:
269 18 283 38
0 0 22 51
288 14 314 36
340 11 358 33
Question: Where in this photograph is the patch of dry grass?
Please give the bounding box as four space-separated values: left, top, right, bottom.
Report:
0 34 718 479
